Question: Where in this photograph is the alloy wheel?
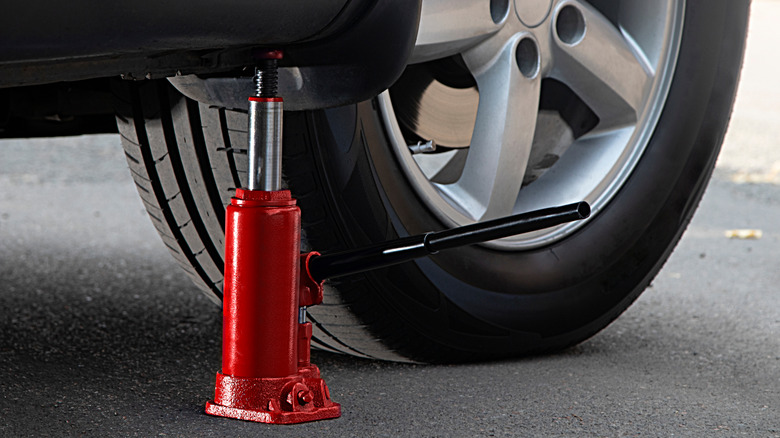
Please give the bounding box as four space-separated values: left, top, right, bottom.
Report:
380 0 684 249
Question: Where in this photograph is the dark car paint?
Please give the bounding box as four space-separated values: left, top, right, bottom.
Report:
0 0 421 137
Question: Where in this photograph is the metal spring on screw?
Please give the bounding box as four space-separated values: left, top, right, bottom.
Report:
254 59 279 98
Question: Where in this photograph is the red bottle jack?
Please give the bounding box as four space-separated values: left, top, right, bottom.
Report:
205 53 340 424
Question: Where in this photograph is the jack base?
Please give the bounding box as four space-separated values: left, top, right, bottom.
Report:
205 365 341 424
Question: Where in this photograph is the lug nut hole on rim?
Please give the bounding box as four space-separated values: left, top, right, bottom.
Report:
490 0 510 24
515 38 540 78
556 5 586 45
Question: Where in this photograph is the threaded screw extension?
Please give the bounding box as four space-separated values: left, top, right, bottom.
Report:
254 59 279 98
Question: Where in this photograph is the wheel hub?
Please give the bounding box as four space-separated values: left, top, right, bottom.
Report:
515 0 553 28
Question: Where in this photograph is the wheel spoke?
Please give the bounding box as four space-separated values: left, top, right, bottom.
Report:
411 0 507 64
550 1 654 134
437 34 541 221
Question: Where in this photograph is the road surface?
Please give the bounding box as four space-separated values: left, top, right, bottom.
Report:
0 2 777 436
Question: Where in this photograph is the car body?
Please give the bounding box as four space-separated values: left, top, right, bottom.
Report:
0 0 420 137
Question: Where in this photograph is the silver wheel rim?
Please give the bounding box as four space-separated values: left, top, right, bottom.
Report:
379 0 684 250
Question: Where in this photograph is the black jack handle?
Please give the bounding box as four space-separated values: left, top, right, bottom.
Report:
307 202 591 282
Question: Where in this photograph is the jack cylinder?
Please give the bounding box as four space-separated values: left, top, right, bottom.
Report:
247 97 283 191
222 189 300 378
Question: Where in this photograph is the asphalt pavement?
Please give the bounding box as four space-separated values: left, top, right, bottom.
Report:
1 2 778 437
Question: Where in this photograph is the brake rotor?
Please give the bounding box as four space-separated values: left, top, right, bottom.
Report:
390 65 478 149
